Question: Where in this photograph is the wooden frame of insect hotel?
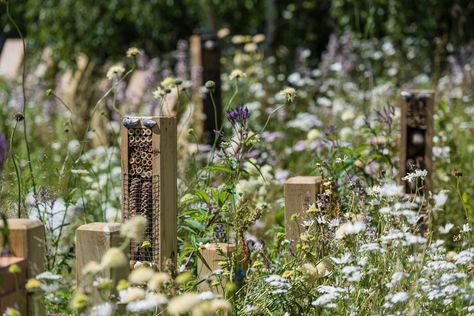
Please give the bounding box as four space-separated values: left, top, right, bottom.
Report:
400 89 434 194
121 116 177 269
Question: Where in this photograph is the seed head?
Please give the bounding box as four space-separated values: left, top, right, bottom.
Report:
14 112 24 122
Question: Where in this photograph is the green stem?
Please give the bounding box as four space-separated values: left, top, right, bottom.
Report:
5 1 37 200
9 120 22 217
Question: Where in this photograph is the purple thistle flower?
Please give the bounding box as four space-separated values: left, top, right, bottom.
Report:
0 134 7 170
226 105 250 125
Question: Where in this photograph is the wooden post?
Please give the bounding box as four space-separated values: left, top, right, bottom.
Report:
190 32 222 143
124 69 153 113
197 243 235 294
0 38 24 81
400 89 434 194
0 219 45 315
121 116 177 270
0 257 27 315
284 176 322 243
75 223 128 302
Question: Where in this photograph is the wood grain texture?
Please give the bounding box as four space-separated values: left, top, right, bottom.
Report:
0 256 28 315
190 35 205 139
0 219 45 315
0 39 24 81
0 257 27 295
197 243 235 294
75 223 128 303
124 70 153 113
190 34 222 143
121 116 177 270
284 176 322 243
158 117 178 270
0 219 45 278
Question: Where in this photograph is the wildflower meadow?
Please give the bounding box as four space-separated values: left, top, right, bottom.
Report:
0 1 473 315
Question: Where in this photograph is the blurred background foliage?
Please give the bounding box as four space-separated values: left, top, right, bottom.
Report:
1 0 473 69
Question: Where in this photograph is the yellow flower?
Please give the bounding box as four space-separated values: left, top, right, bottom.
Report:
167 293 201 315
175 271 193 284
217 27 230 39
302 263 318 279
244 43 257 53
101 248 128 269
306 203 318 214
120 215 147 241
93 277 113 291
282 270 294 279
106 65 125 81
82 261 102 275
129 267 154 285
280 87 297 103
252 34 266 44
71 292 89 311
3 308 20 316
161 77 175 89
148 272 171 291
229 69 247 80
231 35 246 44
316 259 332 276
8 263 21 275
126 47 141 58
210 299 231 312
141 240 152 249
25 278 42 290
116 279 129 291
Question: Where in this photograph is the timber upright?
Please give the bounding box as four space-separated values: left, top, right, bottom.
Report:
190 30 222 143
399 89 434 194
121 116 177 270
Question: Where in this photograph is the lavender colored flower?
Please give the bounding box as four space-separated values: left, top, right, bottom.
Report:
226 105 250 125
0 134 7 170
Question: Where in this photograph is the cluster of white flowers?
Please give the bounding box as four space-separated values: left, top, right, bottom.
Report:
402 169 428 183
312 286 346 309
264 275 291 295
335 221 366 239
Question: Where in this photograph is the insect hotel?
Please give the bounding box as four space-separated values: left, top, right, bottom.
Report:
120 116 177 269
400 89 434 193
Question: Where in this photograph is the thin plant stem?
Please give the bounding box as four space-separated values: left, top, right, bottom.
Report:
9 120 22 217
5 1 38 201
209 90 219 131
74 68 134 164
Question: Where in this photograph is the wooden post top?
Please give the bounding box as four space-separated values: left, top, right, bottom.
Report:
0 256 25 267
76 222 121 233
0 218 43 230
285 176 322 185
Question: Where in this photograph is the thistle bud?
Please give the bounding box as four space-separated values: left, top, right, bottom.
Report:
205 80 216 92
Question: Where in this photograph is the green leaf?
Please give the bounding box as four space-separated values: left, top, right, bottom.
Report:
195 189 210 204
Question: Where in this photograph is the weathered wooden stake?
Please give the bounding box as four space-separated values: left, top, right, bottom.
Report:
75 223 128 302
121 116 177 270
0 257 27 315
0 38 24 81
197 243 235 294
190 32 222 143
400 89 434 194
0 219 45 315
284 176 322 243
